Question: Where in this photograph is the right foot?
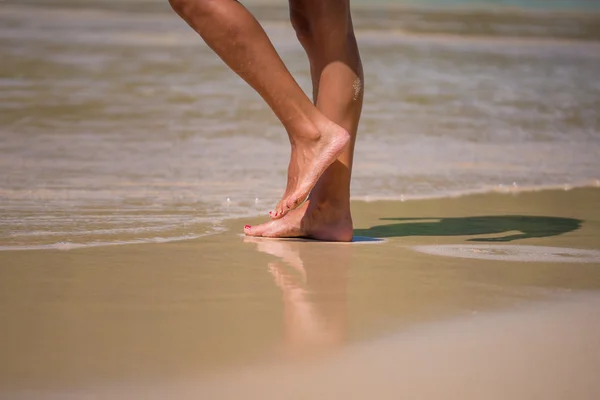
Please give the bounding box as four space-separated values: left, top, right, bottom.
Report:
246 200 353 242
270 121 349 220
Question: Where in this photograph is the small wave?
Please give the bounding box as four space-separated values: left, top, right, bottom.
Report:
6 224 195 238
0 228 227 252
413 244 600 263
351 179 600 203
356 28 600 54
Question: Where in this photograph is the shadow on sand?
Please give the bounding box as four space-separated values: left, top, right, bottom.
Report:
353 215 582 242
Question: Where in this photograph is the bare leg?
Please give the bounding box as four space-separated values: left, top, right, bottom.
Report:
169 0 349 218
245 0 363 242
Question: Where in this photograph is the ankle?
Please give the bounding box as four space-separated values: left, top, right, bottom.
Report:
309 177 351 210
307 197 350 217
304 200 354 242
287 117 321 145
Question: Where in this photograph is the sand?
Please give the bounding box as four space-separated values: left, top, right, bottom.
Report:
1 187 599 399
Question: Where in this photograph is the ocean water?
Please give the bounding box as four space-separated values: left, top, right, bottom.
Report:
1 0 599 250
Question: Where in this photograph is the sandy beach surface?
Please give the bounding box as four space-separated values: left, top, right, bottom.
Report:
1 187 599 399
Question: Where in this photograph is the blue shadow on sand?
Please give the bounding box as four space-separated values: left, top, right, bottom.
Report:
353 216 582 242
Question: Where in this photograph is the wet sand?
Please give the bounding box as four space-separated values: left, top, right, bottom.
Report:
1 187 599 399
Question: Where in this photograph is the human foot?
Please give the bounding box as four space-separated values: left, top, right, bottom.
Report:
270 121 349 220
246 200 353 242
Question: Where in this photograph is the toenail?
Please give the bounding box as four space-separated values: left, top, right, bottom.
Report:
244 225 251 229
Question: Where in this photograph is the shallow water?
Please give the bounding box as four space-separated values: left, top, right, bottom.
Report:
1 0 599 249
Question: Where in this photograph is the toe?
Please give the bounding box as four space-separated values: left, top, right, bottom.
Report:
285 191 306 213
274 208 289 219
285 198 298 212
269 203 279 219
271 201 286 220
244 222 271 237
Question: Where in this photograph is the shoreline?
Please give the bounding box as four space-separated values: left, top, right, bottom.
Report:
2 184 600 251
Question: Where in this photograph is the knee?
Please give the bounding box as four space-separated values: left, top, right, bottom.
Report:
168 0 192 16
290 2 352 48
289 6 313 45
168 0 222 19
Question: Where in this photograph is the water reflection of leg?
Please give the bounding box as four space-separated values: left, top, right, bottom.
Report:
250 238 307 282
268 262 336 355
245 237 348 358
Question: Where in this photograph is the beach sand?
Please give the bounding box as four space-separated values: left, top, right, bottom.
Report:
1 187 599 399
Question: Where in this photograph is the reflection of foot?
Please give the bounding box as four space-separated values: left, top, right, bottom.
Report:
246 200 353 242
268 262 307 300
243 237 306 280
270 121 349 219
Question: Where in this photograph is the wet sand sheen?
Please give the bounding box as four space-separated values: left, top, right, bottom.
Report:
0 188 599 398
2 0 600 246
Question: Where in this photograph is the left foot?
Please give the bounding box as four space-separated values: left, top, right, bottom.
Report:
270 120 349 220
245 200 353 242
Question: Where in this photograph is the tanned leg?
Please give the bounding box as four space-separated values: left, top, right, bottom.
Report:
245 0 363 241
169 0 349 218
